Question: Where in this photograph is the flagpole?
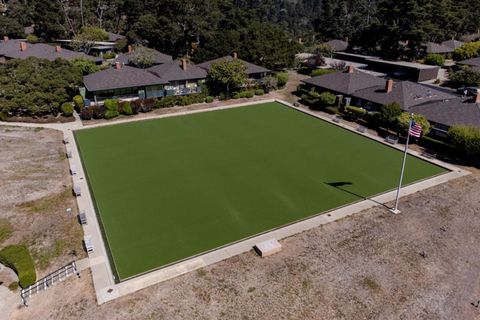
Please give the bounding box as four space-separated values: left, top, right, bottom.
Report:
390 113 413 214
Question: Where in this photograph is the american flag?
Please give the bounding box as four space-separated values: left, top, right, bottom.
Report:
409 120 422 138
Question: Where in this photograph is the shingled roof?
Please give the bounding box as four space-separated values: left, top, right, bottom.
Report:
410 98 480 127
353 81 456 110
0 40 101 63
457 57 480 72
147 60 207 82
326 39 349 52
425 42 453 54
302 70 386 95
83 65 168 92
441 39 464 50
197 55 270 76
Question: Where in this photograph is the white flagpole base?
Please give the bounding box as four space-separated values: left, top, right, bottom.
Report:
389 208 401 214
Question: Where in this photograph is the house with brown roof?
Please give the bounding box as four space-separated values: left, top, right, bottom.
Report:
0 36 101 64
197 53 270 79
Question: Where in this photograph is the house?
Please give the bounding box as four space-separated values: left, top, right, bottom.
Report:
147 59 207 96
0 37 101 63
83 62 168 103
301 67 479 134
325 39 349 52
197 53 270 79
56 32 126 55
115 45 173 66
334 52 440 82
457 57 480 72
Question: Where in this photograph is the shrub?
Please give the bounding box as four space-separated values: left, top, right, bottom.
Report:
396 112 431 136
310 68 335 77
60 102 74 117
378 102 402 130
255 89 265 96
80 107 93 120
26 34 39 44
0 111 7 121
345 105 367 120
318 91 336 106
91 105 105 119
119 101 133 115
324 106 339 114
73 95 84 110
424 53 445 66
232 93 241 99
245 91 254 98
140 98 155 112
448 125 480 156
0 245 36 288
102 52 116 60
276 72 288 88
205 96 214 103
104 99 119 119
155 96 176 108
453 41 480 61
449 66 480 87
8 281 19 291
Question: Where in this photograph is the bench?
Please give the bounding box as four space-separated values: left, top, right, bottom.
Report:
70 165 77 176
66 150 72 158
254 239 282 257
84 236 94 253
73 185 81 197
78 211 87 225
332 115 342 123
385 135 399 145
422 150 437 159
63 137 69 144
356 125 367 133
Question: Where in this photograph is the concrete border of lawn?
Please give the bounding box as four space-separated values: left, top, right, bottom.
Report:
67 99 470 305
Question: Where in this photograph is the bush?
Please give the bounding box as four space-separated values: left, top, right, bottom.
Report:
255 89 265 96
396 112 431 136
102 52 116 60
448 125 480 156
0 111 7 121
453 41 480 61
103 99 119 119
119 101 133 115
424 53 445 66
60 102 74 116
73 95 84 110
345 105 367 120
155 96 176 108
245 91 254 98
449 66 480 87
0 245 36 288
205 96 214 103
91 105 105 119
275 72 289 88
8 281 19 291
310 68 335 77
80 107 93 120
318 91 336 106
26 34 39 44
324 106 339 114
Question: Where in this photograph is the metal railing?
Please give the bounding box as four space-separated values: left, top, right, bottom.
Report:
20 261 80 306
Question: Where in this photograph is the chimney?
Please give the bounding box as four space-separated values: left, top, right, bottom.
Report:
385 79 394 93
232 52 238 59
3 36 8 42
55 45 62 53
128 45 133 53
20 42 27 52
115 62 122 70
347 65 354 73
475 89 480 103
181 58 187 71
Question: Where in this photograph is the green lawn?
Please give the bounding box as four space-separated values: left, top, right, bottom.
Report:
75 102 446 280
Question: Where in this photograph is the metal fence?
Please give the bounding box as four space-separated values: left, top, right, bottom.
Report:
20 261 80 306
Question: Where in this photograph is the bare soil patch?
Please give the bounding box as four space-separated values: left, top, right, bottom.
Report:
0 126 85 279
11 172 480 320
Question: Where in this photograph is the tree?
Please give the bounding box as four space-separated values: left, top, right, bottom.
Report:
129 45 157 68
206 60 248 96
424 54 445 67
318 92 336 106
71 58 101 75
72 26 109 54
396 112 431 137
452 42 480 61
0 16 24 38
378 102 402 131
449 66 480 87
448 125 480 156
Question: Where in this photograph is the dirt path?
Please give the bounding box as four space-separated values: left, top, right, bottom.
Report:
10 173 480 320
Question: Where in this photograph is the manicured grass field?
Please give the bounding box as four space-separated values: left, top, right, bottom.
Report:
75 102 446 280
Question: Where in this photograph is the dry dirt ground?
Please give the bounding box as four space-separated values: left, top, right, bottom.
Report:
0 126 85 278
9 169 480 318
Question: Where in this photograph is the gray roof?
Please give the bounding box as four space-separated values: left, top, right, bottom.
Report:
410 98 480 127
326 40 349 52
116 50 172 66
458 57 480 67
352 81 456 110
441 39 464 50
83 65 168 92
302 71 386 95
147 60 207 82
0 41 101 63
425 42 453 54
107 32 125 42
197 56 270 76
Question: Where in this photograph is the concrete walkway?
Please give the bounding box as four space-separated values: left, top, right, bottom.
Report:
0 99 471 305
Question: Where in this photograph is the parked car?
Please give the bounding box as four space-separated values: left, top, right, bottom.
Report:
456 86 479 96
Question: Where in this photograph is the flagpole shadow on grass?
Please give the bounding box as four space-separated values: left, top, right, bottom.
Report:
324 182 390 209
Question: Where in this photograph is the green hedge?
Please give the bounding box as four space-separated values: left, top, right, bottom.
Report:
275 72 288 88
205 96 214 103
104 99 119 119
255 89 265 96
0 245 36 288
61 102 74 116
73 95 84 110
